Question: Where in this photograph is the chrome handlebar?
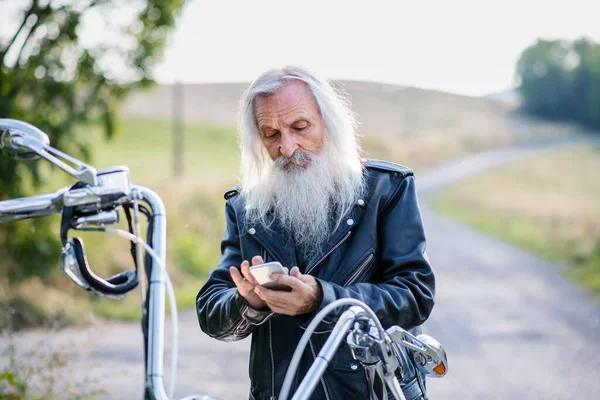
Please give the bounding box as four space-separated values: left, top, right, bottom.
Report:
282 299 448 400
0 185 174 399
0 118 202 400
0 189 67 223
0 164 131 223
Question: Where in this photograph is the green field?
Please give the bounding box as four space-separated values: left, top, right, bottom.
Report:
5 113 489 326
1 117 242 327
1 112 593 329
431 144 600 298
79 117 243 320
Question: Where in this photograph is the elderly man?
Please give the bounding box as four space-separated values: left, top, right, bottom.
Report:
196 66 435 400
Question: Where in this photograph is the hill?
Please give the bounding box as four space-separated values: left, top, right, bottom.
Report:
0 81 585 331
121 80 579 170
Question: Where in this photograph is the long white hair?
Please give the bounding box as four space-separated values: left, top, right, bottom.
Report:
238 66 365 245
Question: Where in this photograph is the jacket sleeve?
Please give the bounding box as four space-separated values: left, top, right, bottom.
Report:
302 175 435 331
196 201 273 341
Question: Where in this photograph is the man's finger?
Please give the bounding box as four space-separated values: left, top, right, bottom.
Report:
231 266 258 294
272 272 304 290
251 255 264 265
255 284 295 305
291 268 315 284
230 266 244 286
241 261 259 285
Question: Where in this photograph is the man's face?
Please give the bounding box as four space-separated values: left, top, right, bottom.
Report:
254 81 325 166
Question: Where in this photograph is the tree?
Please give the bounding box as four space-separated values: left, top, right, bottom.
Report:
515 39 574 119
0 0 186 281
516 37 600 131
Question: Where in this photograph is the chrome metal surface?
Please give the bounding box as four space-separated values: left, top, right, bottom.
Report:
347 319 381 365
414 334 448 378
62 188 102 207
291 307 360 400
62 185 129 208
0 189 66 223
98 166 131 193
60 239 90 290
0 119 98 185
42 145 98 186
281 299 386 400
0 118 50 160
386 326 448 378
134 185 169 400
75 210 120 227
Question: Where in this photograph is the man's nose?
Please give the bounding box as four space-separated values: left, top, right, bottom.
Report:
279 132 299 158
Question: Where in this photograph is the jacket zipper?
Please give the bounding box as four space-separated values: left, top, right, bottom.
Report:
341 253 375 287
305 231 352 276
262 247 277 400
231 304 250 338
309 339 331 400
269 319 276 399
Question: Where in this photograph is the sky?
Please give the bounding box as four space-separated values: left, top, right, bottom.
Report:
1 0 599 97
152 0 600 97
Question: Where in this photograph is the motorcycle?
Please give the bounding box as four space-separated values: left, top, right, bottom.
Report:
0 119 448 400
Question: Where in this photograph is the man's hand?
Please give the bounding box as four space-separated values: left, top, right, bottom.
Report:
230 256 268 310
253 267 323 316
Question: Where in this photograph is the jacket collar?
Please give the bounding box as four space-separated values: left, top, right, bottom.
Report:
244 198 368 273
239 171 373 272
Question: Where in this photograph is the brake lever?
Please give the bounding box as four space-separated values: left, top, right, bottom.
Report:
386 326 448 378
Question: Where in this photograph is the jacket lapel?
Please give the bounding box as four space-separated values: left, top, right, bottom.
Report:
240 174 371 272
305 174 374 274
245 211 297 269
305 200 367 274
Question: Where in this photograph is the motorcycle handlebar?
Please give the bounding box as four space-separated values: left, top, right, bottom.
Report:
0 188 67 223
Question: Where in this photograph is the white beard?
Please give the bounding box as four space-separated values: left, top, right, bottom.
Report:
244 148 363 259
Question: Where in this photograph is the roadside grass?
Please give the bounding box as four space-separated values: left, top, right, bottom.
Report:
430 144 600 298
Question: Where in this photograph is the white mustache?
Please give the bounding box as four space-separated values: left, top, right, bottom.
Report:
274 152 313 169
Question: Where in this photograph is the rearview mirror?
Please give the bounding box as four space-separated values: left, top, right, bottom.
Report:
0 119 50 160
414 334 448 377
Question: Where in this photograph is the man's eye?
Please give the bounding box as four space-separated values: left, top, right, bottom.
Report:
265 131 279 138
294 125 307 131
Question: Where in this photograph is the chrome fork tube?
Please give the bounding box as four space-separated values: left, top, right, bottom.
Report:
135 186 169 400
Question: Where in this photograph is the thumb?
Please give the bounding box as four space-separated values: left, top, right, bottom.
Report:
293 268 314 284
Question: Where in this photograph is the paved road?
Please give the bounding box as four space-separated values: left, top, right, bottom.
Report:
2 136 599 399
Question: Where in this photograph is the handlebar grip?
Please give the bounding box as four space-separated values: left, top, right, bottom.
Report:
0 189 66 223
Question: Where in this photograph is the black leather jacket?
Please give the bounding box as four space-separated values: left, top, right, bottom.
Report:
196 160 436 400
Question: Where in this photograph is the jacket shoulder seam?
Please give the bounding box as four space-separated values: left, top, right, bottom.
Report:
362 159 414 179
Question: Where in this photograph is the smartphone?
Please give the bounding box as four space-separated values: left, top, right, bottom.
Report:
249 261 292 291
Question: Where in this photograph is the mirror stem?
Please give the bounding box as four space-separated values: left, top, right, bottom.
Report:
15 136 98 186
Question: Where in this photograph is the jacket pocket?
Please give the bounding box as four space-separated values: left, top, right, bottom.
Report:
341 249 375 287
